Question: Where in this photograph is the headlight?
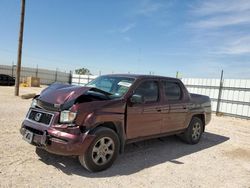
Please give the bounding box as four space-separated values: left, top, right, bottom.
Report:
31 99 37 108
60 110 77 123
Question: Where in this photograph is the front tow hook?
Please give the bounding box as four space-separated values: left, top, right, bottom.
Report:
41 131 48 146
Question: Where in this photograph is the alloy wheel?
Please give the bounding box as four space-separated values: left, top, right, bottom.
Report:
192 122 201 140
91 137 115 166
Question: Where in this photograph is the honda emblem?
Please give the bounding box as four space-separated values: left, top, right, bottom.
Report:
34 113 42 122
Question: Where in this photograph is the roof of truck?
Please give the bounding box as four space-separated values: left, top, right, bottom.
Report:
103 74 179 80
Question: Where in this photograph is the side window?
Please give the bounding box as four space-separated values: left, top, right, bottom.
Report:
163 81 182 101
134 80 159 103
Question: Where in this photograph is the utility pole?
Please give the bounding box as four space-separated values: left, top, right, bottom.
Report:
15 0 26 96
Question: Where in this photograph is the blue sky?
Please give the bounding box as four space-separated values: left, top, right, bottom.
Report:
0 0 250 78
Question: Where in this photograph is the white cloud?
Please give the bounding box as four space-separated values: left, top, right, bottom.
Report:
108 23 136 34
191 0 250 29
219 36 250 54
126 0 172 27
192 12 250 28
134 0 170 16
189 0 250 55
192 0 250 16
123 36 132 42
134 0 164 16
120 23 136 33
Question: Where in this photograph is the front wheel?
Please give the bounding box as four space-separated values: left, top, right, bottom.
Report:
182 117 204 144
78 127 120 172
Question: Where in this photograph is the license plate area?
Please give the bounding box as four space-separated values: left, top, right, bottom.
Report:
23 130 34 143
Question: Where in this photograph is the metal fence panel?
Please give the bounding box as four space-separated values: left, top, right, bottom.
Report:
0 65 70 85
182 78 250 119
71 74 98 85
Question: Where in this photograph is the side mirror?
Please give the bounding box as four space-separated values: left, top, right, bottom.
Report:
130 94 144 104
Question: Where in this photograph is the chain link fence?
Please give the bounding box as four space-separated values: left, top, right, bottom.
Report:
0 64 71 85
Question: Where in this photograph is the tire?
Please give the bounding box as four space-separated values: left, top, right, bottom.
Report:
182 117 204 144
78 127 120 172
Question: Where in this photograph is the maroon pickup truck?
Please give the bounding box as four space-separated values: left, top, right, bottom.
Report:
20 74 211 172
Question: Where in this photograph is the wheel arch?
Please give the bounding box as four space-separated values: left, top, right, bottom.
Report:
89 121 125 153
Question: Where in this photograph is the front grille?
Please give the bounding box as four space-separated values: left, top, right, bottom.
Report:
37 100 59 111
28 109 53 126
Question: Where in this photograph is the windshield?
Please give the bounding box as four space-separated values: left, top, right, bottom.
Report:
86 76 135 98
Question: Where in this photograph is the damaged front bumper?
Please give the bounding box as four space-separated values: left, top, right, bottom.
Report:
20 120 95 156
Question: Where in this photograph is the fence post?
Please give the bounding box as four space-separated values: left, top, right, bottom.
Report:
35 64 38 78
69 71 72 84
216 70 224 116
176 71 179 78
12 62 15 77
55 68 58 82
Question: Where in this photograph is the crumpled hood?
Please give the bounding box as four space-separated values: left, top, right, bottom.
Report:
38 83 93 105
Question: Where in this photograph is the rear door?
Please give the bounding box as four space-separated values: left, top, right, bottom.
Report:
161 80 188 132
126 79 163 139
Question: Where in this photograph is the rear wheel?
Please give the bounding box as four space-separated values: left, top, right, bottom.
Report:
182 117 204 144
78 127 120 172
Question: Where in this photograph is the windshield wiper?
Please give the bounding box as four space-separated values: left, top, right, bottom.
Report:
89 87 113 97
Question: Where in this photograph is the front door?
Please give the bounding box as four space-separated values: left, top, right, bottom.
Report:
126 80 163 139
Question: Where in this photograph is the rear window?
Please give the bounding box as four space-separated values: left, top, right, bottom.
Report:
163 81 182 101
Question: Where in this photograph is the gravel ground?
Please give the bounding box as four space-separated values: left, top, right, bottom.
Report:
0 86 250 188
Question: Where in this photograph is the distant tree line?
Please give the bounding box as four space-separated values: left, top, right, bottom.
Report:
75 68 91 75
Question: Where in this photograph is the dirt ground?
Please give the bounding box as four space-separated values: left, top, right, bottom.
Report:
0 86 250 188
